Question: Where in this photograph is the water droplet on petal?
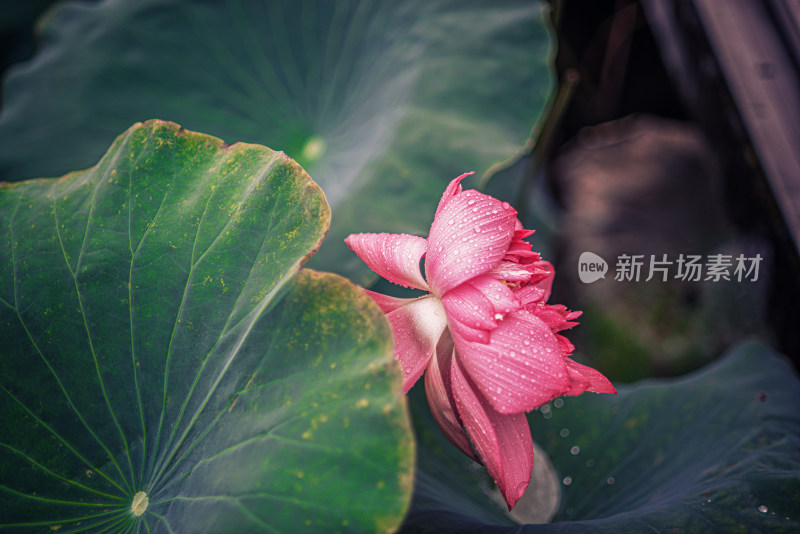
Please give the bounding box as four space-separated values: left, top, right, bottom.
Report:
448 219 455 225
467 199 476 205
502 202 510 209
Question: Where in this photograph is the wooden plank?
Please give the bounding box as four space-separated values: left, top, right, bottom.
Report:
693 0 800 252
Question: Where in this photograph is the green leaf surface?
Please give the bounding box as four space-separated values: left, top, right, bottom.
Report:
402 341 800 532
0 0 553 283
0 120 413 532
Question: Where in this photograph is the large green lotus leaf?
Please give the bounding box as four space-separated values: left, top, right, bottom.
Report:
401 341 800 532
0 0 553 284
0 120 414 532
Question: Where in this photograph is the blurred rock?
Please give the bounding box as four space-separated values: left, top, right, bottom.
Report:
549 114 773 381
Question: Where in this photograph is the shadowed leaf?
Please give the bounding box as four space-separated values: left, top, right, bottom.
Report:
0 0 554 282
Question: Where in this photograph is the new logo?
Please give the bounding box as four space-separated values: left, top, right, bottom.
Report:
578 252 608 283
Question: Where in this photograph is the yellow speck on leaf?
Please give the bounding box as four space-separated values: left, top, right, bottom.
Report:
131 491 149 517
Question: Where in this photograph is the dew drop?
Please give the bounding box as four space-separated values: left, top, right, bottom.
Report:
492 209 498 214
438 246 443 252
502 202 510 209
570 446 580 455
559 428 569 438
554 399 564 408
448 219 455 225
606 477 615 485
467 199 476 206
758 505 768 513
562 476 572 486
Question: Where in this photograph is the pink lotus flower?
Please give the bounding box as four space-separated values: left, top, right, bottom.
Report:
346 173 615 509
